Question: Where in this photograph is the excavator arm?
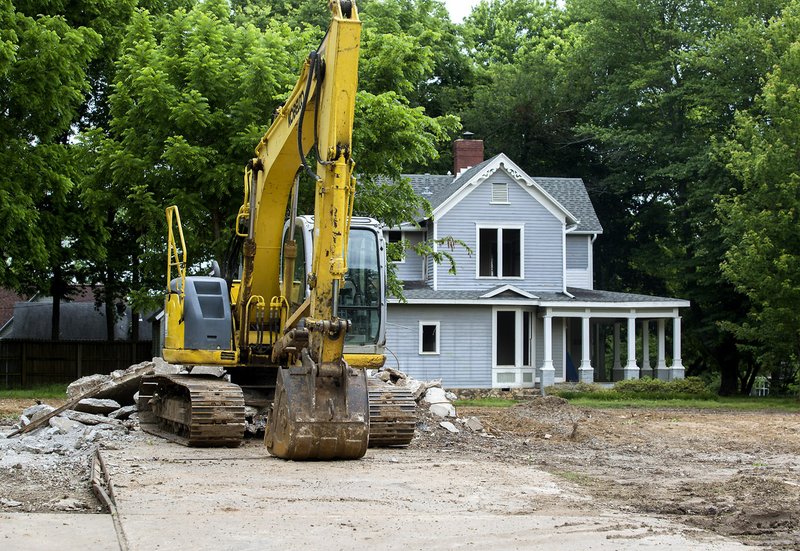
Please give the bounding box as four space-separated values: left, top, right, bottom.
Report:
236 0 369 459
154 1 415 459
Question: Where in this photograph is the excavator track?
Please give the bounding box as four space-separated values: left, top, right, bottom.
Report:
138 374 245 447
367 379 417 448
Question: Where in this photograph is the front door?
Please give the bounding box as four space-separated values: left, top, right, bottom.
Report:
493 308 535 388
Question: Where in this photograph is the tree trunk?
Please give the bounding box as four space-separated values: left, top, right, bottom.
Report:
717 335 740 396
741 361 759 396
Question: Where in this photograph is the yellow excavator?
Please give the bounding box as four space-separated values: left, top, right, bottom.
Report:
138 0 415 460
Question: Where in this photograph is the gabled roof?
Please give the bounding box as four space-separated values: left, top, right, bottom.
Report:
535 178 603 234
403 154 601 233
480 285 538 299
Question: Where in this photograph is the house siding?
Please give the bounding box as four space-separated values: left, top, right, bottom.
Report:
386 304 493 388
566 235 589 269
394 230 425 281
435 171 564 292
566 235 592 289
426 252 433 286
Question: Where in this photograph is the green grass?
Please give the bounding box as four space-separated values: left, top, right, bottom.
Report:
554 470 594 485
453 397 519 408
0 384 68 400
559 394 800 411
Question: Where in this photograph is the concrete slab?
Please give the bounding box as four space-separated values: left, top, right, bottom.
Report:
104 442 761 550
0 513 118 551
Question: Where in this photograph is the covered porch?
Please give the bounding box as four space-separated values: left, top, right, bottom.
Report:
537 288 690 387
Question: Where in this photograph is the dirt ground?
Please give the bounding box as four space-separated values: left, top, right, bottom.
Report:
1 396 798 549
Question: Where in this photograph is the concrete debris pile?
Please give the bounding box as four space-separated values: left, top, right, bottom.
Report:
2 399 141 459
0 358 166 512
0 397 144 513
373 367 489 439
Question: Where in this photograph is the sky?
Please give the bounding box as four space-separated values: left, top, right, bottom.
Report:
442 0 482 22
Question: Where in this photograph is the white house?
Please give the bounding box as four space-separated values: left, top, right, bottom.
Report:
384 138 689 389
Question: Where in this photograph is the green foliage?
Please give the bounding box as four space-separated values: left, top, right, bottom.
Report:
3 0 800 388
717 3 800 375
0 384 68 398
0 5 102 289
552 377 715 401
88 1 317 310
614 377 711 397
557 394 800 411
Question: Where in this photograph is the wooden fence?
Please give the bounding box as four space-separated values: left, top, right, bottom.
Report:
0 339 153 389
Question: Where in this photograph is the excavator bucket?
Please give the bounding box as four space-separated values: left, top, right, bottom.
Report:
266 350 369 460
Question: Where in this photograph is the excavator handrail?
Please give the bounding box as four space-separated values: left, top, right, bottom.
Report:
166 205 187 296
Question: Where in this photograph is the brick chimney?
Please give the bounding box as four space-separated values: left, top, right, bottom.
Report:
453 132 484 175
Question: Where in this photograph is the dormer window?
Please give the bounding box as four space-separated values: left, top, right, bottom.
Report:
491 183 509 204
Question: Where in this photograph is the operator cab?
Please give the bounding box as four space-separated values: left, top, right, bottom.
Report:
280 215 387 354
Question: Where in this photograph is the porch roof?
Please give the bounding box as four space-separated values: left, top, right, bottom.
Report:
389 284 689 310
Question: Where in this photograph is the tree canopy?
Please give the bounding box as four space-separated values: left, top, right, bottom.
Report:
2 0 799 391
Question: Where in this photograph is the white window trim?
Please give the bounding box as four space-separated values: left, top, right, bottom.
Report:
386 230 405 264
491 307 537 388
490 182 510 204
475 224 525 280
418 321 440 355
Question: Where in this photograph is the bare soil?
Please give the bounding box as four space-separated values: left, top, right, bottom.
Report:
414 397 800 550
2 396 798 549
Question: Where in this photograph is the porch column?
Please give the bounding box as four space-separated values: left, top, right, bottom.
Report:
623 316 639 379
579 316 594 383
640 320 653 378
671 316 685 379
612 322 623 381
539 313 555 389
655 319 670 381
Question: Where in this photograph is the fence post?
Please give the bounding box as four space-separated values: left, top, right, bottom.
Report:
76 343 82 379
21 342 27 387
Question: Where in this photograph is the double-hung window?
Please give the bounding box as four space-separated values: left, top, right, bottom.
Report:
477 226 523 278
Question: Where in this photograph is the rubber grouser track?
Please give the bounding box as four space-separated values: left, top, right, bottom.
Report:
367 379 417 448
138 375 246 447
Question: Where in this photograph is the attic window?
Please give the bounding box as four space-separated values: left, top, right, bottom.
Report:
491 183 509 204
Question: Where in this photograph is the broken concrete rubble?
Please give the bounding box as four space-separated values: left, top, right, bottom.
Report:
429 402 456 418
439 421 459 433
189 365 226 377
373 366 488 439
23 404 56 423
10 359 158 437
49 416 83 434
63 410 124 428
67 374 108 399
465 417 484 432
75 398 121 415
108 405 137 420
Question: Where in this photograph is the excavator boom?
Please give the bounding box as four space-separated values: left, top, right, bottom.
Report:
149 0 416 459
241 0 367 460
